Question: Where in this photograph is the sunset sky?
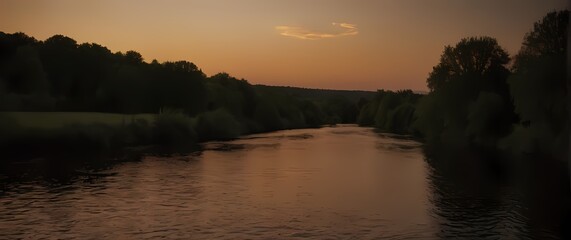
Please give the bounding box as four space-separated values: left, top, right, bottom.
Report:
1 0 567 91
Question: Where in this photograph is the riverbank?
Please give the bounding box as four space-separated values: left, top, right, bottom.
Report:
0 111 326 164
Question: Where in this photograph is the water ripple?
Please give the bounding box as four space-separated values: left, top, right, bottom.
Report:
0 126 566 239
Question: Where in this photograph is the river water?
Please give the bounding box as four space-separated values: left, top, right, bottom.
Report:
0 125 567 239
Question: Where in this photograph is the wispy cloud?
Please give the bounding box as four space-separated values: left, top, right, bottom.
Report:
275 22 358 40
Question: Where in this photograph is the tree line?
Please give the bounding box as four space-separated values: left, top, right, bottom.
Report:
0 31 367 159
0 31 364 131
357 10 569 165
0 10 567 165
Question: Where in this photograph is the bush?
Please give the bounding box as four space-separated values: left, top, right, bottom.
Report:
386 103 416 134
465 92 509 147
195 108 242 141
153 111 197 146
54 123 117 154
253 101 284 131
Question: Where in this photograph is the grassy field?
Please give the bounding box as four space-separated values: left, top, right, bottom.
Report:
0 112 156 129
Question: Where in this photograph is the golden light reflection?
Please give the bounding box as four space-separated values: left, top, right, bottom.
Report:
275 22 358 40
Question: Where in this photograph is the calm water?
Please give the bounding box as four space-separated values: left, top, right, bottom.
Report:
0 125 567 239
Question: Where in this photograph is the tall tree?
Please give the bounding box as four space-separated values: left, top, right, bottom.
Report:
508 10 569 160
427 37 510 94
416 37 513 147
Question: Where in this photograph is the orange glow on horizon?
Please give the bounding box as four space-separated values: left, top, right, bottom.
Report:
0 0 567 91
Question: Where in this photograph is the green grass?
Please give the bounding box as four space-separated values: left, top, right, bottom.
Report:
0 112 156 129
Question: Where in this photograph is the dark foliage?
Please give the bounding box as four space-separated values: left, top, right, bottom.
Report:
357 89 422 134
504 10 569 161
415 36 515 148
0 32 362 160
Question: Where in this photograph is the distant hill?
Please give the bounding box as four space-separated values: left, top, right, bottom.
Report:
254 85 376 103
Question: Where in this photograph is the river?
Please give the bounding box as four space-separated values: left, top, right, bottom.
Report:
0 125 567 239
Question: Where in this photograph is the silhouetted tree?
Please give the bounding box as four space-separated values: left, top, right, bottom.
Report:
124 50 144 65
0 33 53 111
427 37 510 93
505 10 569 160
415 37 513 148
39 34 79 101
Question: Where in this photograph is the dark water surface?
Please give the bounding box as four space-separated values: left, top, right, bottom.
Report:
0 125 567 239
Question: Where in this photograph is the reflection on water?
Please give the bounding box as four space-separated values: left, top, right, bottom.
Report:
429 166 533 239
0 125 567 239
